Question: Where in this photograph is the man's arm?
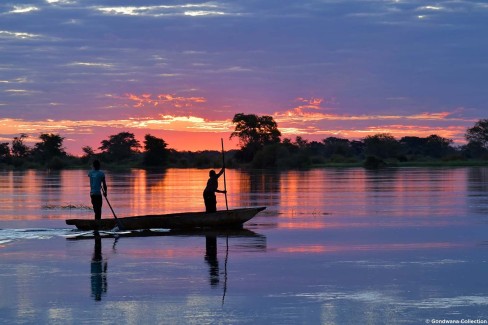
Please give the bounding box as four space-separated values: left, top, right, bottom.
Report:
216 167 225 178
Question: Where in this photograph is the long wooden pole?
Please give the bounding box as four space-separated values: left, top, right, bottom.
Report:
221 138 228 210
102 188 124 230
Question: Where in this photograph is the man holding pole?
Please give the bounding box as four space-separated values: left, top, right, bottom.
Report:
203 167 226 213
88 160 107 222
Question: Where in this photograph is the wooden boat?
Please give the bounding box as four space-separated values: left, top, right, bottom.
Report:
66 207 266 231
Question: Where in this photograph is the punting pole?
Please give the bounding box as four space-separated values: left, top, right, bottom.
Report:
102 188 124 230
221 138 229 210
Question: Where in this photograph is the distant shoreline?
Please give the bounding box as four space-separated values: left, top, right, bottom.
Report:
314 160 488 168
1 159 487 171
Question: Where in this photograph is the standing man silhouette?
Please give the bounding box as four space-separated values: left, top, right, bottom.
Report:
203 167 226 212
88 160 107 226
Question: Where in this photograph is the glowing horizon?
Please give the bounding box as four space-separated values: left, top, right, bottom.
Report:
0 101 475 156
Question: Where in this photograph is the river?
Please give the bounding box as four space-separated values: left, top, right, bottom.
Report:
0 167 487 324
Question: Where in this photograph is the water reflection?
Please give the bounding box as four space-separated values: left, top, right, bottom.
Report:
201 231 267 305
237 170 281 208
1 167 485 232
362 168 468 219
468 167 488 215
205 236 219 286
90 232 107 301
82 229 266 301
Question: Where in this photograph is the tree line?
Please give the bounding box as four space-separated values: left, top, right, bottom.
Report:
0 132 170 169
229 114 488 168
0 115 487 170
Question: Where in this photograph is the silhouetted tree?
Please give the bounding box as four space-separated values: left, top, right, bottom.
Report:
230 113 281 162
466 119 488 149
363 133 400 159
298 141 327 165
281 138 299 154
31 133 66 162
424 135 454 158
350 140 365 158
12 134 29 158
399 136 425 157
143 134 168 167
82 146 95 156
294 136 308 149
99 132 141 161
252 143 290 168
322 137 352 158
462 142 487 160
400 135 455 159
0 142 10 163
81 146 96 163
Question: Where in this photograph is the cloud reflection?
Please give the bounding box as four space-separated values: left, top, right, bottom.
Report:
278 242 465 254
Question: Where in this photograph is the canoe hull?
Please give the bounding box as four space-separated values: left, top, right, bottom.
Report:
66 207 266 231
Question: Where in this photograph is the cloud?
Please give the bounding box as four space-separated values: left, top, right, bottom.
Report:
125 93 207 109
415 5 445 12
271 98 475 144
0 30 42 40
3 89 41 96
46 0 76 4
274 108 474 125
6 5 40 14
127 115 230 132
0 77 30 84
342 0 488 28
184 10 226 17
94 3 233 17
66 62 115 69
0 114 231 138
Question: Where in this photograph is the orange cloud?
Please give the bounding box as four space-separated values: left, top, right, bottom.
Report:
0 115 230 135
407 112 453 120
285 97 328 117
296 97 324 106
125 93 206 109
275 110 466 123
272 100 475 144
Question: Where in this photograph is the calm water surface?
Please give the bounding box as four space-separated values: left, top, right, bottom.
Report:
1 167 488 324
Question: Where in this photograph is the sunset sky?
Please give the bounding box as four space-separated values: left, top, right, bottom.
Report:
1 0 487 155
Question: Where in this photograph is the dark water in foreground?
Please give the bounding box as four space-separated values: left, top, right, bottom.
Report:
1 167 488 324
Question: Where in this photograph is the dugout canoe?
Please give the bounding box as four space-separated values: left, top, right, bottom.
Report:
66 207 266 231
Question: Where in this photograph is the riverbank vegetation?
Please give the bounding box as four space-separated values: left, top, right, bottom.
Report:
0 116 487 170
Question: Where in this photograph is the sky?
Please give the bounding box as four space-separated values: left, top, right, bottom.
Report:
1 0 487 155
